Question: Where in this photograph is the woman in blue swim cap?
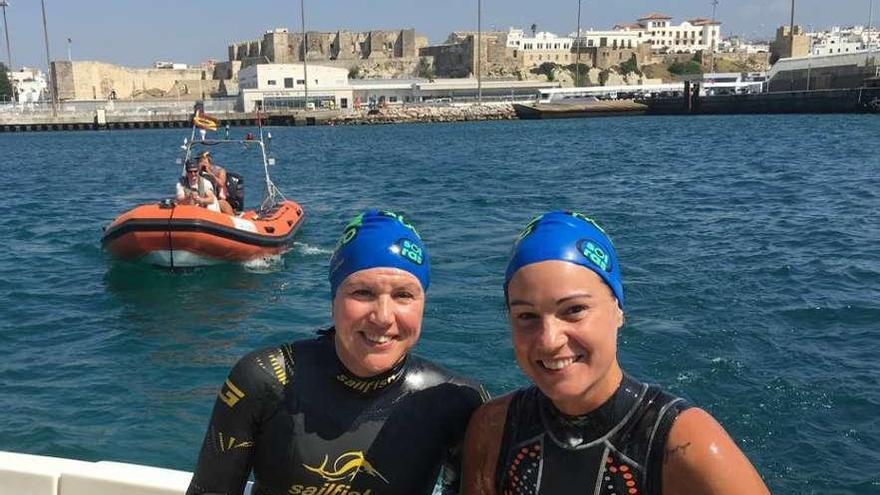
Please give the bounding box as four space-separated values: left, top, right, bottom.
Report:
189 209 486 495
461 211 769 495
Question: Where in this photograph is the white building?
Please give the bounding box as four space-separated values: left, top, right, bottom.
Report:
8 67 48 103
572 29 645 50
237 63 557 111
154 61 189 70
237 63 353 111
506 29 577 66
613 13 722 54
718 37 769 54
809 26 879 56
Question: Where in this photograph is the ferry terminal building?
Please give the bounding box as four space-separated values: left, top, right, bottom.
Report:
237 63 558 112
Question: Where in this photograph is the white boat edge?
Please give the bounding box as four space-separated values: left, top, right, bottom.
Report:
140 250 227 268
0 451 253 495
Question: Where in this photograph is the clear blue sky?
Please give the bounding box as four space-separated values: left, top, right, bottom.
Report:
0 0 874 70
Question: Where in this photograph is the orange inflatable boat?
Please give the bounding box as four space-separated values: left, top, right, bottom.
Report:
102 200 304 268
102 121 305 268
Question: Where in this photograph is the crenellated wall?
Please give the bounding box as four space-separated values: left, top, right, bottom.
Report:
227 29 422 65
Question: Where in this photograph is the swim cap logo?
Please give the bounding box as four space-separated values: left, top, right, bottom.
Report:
391 238 423 265
303 451 389 484
517 214 545 240
568 211 609 235
578 239 612 273
337 213 366 248
380 210 420 238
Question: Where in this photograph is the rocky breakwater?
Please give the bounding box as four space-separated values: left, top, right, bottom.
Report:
329 103 516 125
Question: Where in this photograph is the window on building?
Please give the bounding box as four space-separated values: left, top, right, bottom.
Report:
284 77 294 88
389 96 398 102
341 97 348 108
297 79 305 85
538 43 543 49
267 80 276 85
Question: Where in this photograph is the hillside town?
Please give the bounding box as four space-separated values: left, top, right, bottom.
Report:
0 8 878 125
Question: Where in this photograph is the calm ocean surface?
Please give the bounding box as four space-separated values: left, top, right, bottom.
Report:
1 115 878 494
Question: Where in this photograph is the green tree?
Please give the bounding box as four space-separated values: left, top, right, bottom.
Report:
532 62 557 81
667 60 703 76
0 63 12 101
617 55 641 76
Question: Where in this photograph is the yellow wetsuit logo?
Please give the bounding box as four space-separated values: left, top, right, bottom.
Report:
288 451 387 495
219 379 245 407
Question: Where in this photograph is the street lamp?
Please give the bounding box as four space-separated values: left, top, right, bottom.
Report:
0 0 11 70
867 0 874 65
575 0 583 87
40 0 56 116
477 0 482 103
709 0 719 74
300 0 309 110
789 0 796 58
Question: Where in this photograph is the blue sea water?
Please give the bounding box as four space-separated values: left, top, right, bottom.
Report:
1 115 878 494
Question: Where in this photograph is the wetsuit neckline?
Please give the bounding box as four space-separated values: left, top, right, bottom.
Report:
319 328 409 395
538 373 647 450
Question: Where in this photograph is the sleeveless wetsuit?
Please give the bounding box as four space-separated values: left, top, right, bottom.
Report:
187 331 487 495
495 375 690 495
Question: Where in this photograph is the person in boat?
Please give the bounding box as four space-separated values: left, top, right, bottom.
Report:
196 151 234 214
187 209 488 495
461 211 770 495
176 159 220 212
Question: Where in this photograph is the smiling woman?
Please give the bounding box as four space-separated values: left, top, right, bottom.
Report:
461 211 771 495
186 209 487 495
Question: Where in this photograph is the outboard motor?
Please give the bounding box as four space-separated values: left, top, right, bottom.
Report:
226 172 245 213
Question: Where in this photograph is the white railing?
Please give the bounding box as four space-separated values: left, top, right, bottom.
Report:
0 98 240 117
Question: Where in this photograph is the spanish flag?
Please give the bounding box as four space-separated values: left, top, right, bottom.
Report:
192 102 219 131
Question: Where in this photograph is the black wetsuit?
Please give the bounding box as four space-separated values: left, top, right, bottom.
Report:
187 331 487 495
495 375 690 495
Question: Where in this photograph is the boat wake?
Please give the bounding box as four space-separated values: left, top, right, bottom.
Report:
241 255 285 273
293 242 333 256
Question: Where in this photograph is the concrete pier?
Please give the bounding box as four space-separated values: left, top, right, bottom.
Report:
0 109 345 132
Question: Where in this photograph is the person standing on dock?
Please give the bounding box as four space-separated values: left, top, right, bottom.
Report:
461 211 770 495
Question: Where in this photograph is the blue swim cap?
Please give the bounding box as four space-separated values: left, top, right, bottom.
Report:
329 209 430 299
505 211 624 308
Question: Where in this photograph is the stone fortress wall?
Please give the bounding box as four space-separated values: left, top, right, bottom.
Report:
52 61 217 101
229 28 427 66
